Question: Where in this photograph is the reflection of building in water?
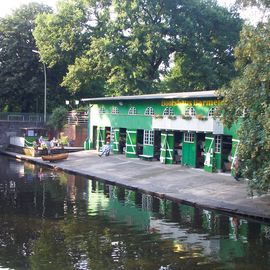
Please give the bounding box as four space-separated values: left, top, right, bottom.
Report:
142 194 153 212
86 181 264 265
66 175 77 202
87 181 150 230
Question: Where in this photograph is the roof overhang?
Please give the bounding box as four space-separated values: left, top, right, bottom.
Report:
81 90 221 103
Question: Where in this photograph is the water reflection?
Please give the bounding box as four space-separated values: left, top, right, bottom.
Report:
0 155 270 270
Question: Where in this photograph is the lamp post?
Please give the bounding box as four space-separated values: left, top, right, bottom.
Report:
65 100 80 125
32 50 47 123
65 100 79 110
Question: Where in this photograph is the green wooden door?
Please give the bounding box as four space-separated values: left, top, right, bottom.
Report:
97 127 105 150
166 132 174 164
126 129 137 158
160 132 167 164
231 138 240 176
214 135 222 171
182 132 196 167
142 130 154 157
160 132 174 164
112 128 120 153
204 135 215 172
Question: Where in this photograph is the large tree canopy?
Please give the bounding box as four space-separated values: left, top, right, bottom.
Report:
0 3 53 112
163 0 243 91
34 0 243 97
220 0 270 193
34 0 111 98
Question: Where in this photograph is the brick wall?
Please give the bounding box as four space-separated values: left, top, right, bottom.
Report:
63 125 87 147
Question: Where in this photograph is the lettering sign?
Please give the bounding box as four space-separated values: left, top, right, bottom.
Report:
161 99 221 107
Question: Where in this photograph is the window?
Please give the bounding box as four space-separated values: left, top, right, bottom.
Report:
144 107 154 116
163 107 175 116
99 107 105 114
184 132 195 143
112 106 119 114
208 107 217 117
185 107 196 117
128 107 137 115
144 130 154 145
215 135 222 153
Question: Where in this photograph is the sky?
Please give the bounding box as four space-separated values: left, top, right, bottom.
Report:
0 0 264 24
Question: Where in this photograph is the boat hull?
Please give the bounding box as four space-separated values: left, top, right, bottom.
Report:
42 153 69 162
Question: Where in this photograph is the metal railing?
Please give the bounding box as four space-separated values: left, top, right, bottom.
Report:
0 112 88 124
0 113 44 123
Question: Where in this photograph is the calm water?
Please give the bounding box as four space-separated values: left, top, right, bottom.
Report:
0 156 270 270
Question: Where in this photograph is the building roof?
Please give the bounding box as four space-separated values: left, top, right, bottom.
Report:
81 90 219 103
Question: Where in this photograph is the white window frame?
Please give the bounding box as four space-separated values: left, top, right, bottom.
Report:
208 107 216 117
128 107 137 115
112 106 119 114
163 107 175 116
214 135 222 153
143 130 154 145
99 106 105 114
144 107 154 116
184 132 195 143
185 107 196 117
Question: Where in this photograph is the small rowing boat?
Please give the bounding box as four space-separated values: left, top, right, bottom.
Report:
42 153 69 162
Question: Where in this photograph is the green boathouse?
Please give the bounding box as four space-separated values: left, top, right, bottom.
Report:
82 91 239 174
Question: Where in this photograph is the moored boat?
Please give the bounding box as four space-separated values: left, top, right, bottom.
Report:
42 153 69 162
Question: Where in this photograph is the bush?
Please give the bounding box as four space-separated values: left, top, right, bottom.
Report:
47 106 68 134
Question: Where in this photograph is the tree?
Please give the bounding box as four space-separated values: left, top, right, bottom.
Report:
34 0 243 97
0 3 52 112
219 0 270 193
47 106 68 136
163 0 243 92
34 0 111 99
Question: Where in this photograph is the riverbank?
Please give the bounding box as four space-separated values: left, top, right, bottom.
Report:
1 149 270 221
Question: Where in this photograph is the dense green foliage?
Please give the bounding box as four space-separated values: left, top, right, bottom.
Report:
220 0 270 193
47 106 68 134
0 3 52 112
34 0 243 97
